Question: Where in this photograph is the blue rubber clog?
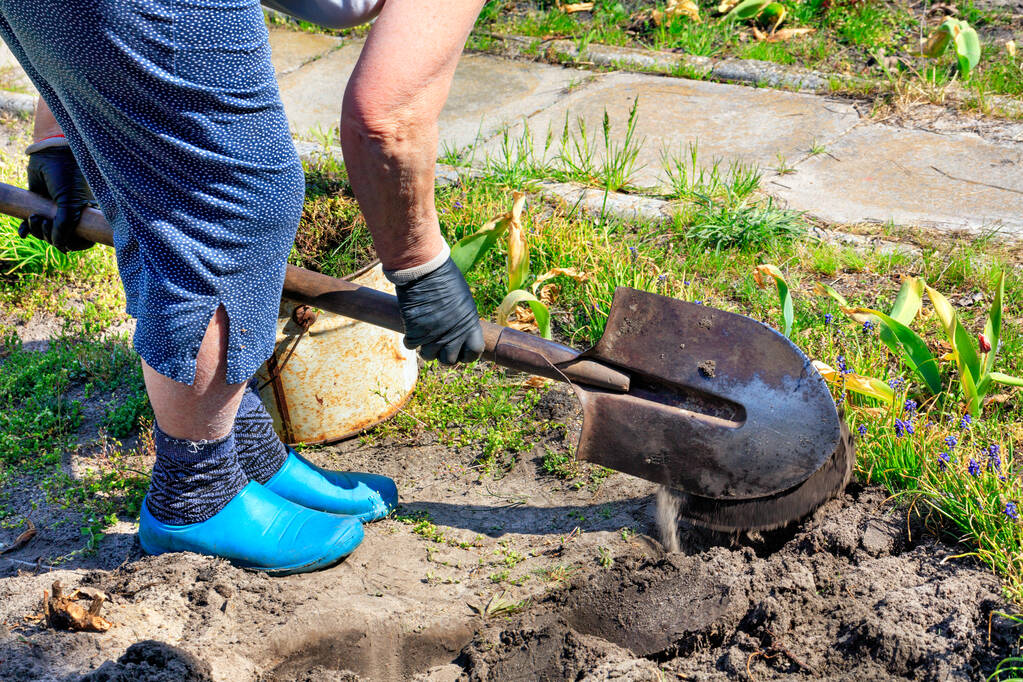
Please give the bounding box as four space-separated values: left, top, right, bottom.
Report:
263 450 398 522
138 481 363 575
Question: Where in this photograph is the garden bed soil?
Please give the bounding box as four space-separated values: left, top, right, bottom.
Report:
0 387 1017 681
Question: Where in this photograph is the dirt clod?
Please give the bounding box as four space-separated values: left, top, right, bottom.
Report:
463 488 1015 681
80 640 213 682
697 359 716 378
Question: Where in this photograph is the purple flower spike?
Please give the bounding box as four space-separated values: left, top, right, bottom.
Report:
988 445 1002 471
903 399 917 415
968 459 980 477
824 313 833 325
857 424 867 437
959 414 972 429
887 377 904 390
862 320 876 334
1005 502 1018 521
944 435 958 450
894 420 905 438
937 451 951 470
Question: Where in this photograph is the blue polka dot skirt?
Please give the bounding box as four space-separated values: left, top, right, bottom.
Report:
0 0 305 385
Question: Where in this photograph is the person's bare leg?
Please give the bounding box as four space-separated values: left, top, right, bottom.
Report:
142 306 245 441
339 0 485 271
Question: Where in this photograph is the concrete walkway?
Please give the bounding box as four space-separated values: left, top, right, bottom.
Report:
3 29 1022 235
267 29 1023 236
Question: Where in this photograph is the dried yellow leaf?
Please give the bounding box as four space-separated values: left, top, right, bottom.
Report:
665 0 701 22
560 2 594 13
763 27 815 42
532 267 590 293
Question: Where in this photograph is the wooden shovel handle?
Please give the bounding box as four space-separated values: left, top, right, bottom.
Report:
0 182 628 391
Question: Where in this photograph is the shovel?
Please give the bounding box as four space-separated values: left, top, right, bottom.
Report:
0 182 852 532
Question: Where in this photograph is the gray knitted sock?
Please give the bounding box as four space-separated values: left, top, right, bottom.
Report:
145 424 248 525
234 379 289 485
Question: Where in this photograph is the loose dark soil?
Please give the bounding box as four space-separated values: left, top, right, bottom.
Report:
0 384 1017 681
464 486 1015 681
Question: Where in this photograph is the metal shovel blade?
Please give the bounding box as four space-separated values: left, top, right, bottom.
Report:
566 287 841 500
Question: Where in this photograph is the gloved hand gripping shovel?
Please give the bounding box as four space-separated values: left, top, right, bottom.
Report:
0 183 853 532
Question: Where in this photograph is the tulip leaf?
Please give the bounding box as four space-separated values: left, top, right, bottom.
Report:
991 372 1023 388
921 21 953 58
814 282 875 323
961 359 981 417
984 270 1004 376
497 290 551 339
953 21 981 75
813 361 895 405
926 285 981 387
889 277 924 326
850 307 942 395
754 264 793 337
507 222 530 292
450 219 508 275
726 0 771 20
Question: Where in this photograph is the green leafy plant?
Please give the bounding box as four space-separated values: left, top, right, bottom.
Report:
816 277 942 396
725 0 786 31
812 360 895 404
0 214 80 276
921 17 981 77
926 271 1023 417
451 192 588 339
753 264 793 337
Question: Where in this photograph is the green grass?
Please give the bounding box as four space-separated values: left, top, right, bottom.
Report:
473 0 1023 102
2 107 1023 679
373 364 546 476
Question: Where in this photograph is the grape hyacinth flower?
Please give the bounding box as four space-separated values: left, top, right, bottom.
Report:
968 458 980 477
888 377 904 390
894 419 906 438
937 451 951 470
858 424 867 437
903 399 917 415
628 246 638 262
959 414 972 430
862 320 876 334
1005 501 1018 521
824 313 833 326
988 444 1002 471
944 435 958 450
837 355 850 374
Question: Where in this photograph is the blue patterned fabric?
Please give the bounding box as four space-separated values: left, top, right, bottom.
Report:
147 424 248 525
0 0 304 385
235 378 288 484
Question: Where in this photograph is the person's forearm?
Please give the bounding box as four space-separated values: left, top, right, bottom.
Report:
33 97 64 143
339 0 483 272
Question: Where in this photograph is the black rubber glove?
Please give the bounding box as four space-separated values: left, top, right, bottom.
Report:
395 257 485 366
19 146 96 253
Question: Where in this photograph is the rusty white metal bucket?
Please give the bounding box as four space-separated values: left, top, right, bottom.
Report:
255 263 418 445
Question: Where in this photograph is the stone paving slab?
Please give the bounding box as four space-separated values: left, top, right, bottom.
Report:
269 27 342 75
1 26 1021 235
769 124 1023 233
475 70 863 191
272 31 581 151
